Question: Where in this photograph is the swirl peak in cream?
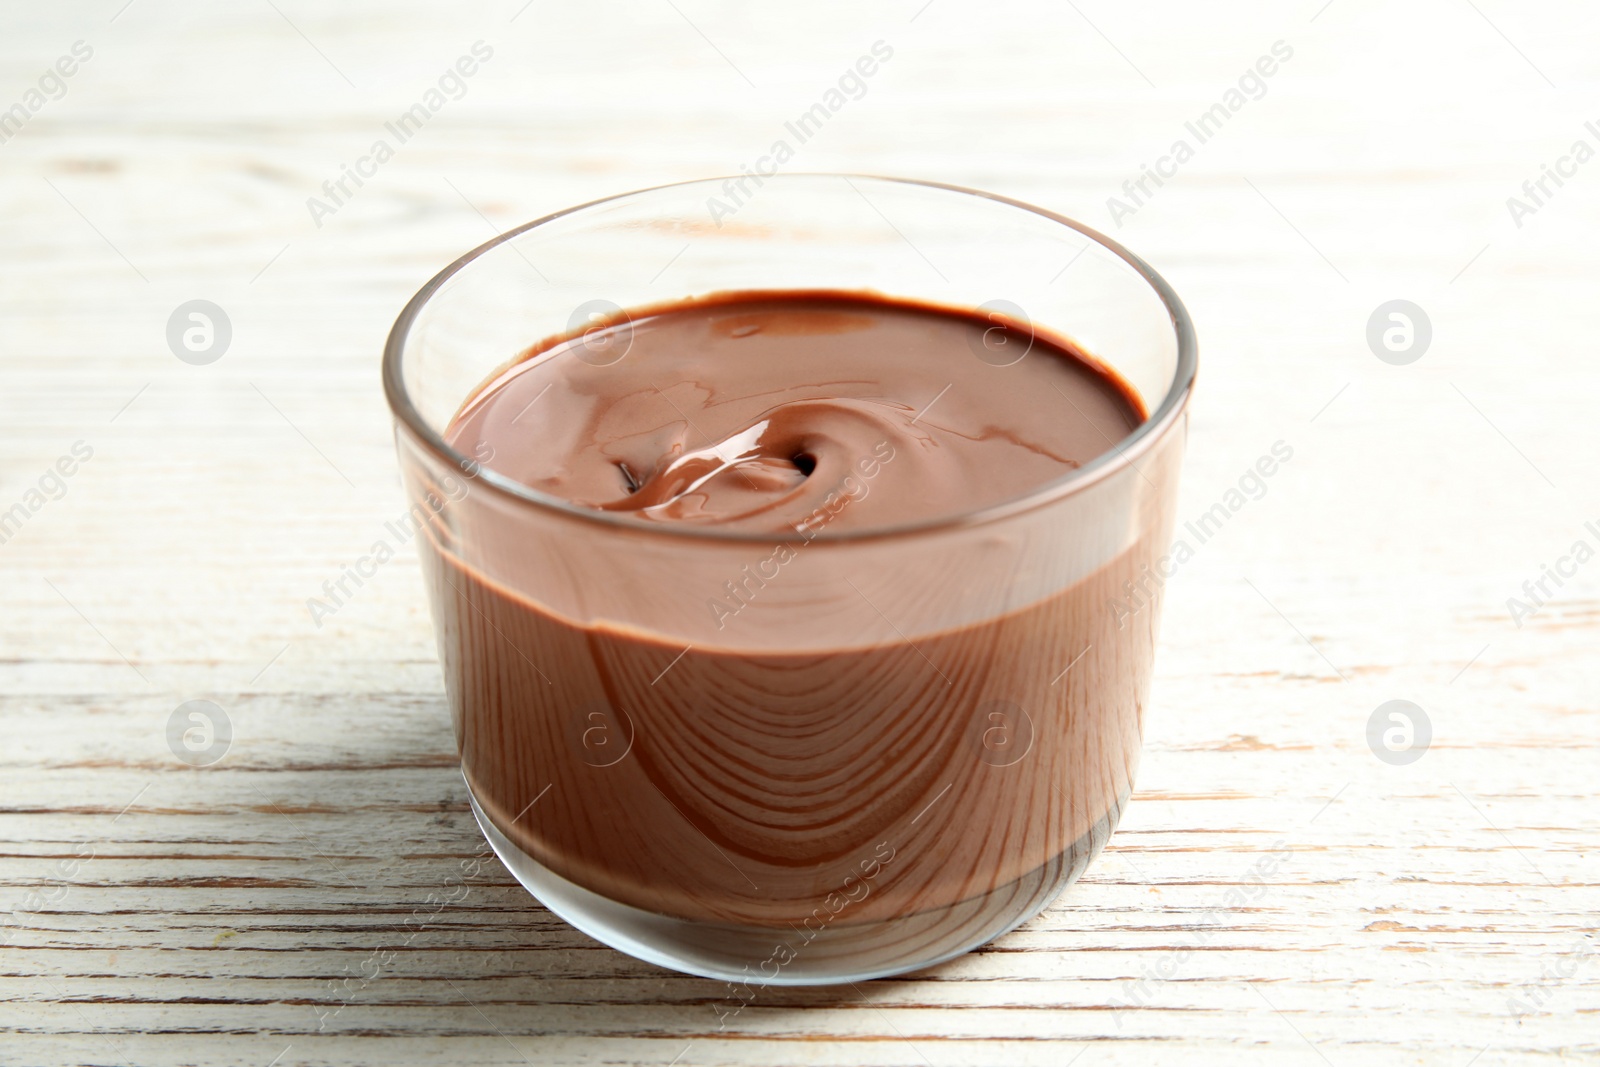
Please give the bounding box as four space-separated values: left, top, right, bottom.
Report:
447 291 1144 534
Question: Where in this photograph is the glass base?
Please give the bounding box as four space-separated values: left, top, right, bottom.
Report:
467 780 1122 985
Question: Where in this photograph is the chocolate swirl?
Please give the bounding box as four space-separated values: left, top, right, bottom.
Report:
449 292 1142 534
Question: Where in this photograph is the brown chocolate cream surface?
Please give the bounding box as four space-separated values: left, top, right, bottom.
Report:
446 291 1143 532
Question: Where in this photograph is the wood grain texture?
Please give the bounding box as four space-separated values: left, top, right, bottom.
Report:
2 0 1597 1063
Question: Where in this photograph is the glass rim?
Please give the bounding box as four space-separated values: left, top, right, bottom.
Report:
382 173 1197 545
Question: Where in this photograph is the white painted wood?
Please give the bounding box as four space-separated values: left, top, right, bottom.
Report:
2 0 1597 1063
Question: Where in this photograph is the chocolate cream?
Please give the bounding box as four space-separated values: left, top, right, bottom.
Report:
422 291 1169 954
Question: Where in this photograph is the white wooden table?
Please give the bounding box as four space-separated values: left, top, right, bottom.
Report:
3 1 1596 1063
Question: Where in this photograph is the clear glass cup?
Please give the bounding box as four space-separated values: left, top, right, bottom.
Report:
383 175 1195 984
